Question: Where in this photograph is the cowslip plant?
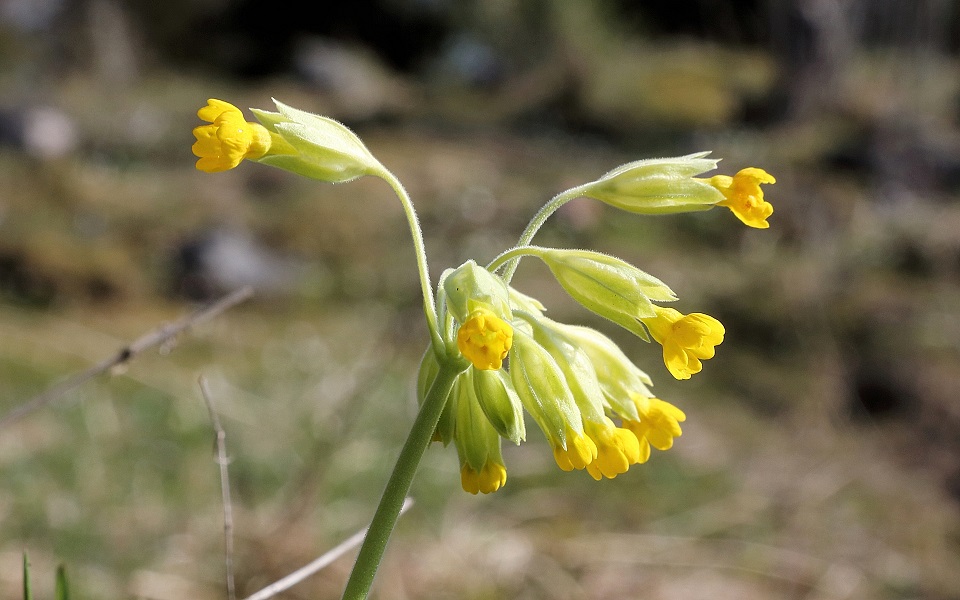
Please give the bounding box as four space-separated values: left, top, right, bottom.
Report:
193 98 775 599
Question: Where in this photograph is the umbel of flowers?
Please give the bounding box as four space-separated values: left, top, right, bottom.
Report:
193 98 774 597
418 253 723 494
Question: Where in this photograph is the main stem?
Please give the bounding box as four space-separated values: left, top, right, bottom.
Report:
340 362 462 600
498 183 593 284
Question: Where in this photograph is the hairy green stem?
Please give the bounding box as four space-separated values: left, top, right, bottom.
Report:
341 362 463 600
486 245 545 273
377 169 444 350
498 183 593 283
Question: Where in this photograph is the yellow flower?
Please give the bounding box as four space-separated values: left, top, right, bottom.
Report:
623 396 686 463
705 167 775 228
583 417 642 481
552 427 598 472
452 374 510 494
642 306 724 380
457 308 513 370
461 461 508 495
192 99 274 172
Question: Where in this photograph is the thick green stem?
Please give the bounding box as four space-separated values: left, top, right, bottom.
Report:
498 183 593 284
341 362 463 600
377 169 444 350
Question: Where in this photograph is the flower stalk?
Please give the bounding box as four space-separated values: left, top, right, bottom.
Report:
496 183 593 283
340 360 464 600
374 167 444 350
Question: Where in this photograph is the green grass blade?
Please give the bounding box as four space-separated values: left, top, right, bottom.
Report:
22 552 32 600
55 565 70 600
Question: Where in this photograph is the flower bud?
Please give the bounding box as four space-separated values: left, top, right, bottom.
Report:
249 99 384 182
520 312 607 422
581 152 724 214
508 328 583 452
453 379 508 494
507 286 546 315
470 368 526 445
537 248 675 340
527 315 651 422
443 260 512 324
417 347 456 445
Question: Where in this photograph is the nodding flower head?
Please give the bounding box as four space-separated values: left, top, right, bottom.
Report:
460 461 508 495
623 395 686 463
583 417 643 481
552 426 599 472
705 167 776 229
192 99 273 172
457 308 513 370
642 306 724 380
451 374 509 494
192 98 382 182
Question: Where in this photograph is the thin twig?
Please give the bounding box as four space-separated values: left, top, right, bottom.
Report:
0 287 254 429
243 497 415 600
199 375 236 600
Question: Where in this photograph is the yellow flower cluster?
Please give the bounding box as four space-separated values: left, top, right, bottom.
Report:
191 98 777 496
421 259 713 494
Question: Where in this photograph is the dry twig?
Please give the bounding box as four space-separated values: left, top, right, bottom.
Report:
243 497 415 600
199 375 237 600
0 286 253 429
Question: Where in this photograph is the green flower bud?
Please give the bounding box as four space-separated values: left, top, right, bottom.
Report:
519 312 607 422
508 286 546 315
537 318 655 422
416 346 440 405
442 260 512 323
582 152 724 214
537 248 675 340
417 347 456 445
509 328 583 450
470 368 526 445
249 99 383 182
453 378 508 494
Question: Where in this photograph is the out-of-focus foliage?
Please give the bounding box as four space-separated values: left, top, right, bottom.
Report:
1 1 960 598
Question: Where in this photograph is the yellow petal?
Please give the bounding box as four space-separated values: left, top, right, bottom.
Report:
456 308 513 370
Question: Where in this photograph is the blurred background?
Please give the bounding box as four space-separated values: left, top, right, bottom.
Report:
1 0 960 598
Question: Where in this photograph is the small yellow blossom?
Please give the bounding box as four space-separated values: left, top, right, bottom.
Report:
457 308 513 370
583 417 642 480
623 395 686 463
552 427 598 472
705 167 776 228
642 306 724 380
192 99 274 172
461 461 508 495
